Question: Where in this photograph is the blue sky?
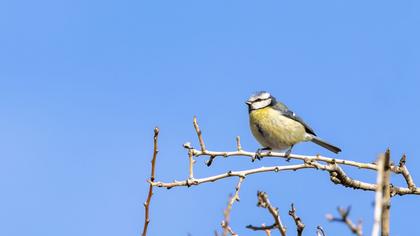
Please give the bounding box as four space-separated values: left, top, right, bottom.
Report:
1 0 420 235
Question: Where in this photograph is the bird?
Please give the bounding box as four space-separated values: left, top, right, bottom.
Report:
246 91 341 160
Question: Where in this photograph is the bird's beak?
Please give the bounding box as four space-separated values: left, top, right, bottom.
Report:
245 101 251 105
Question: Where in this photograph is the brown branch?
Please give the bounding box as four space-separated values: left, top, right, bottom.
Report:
381 149 391 236
257 191 286 236
141 127 159 236
326 206 362 236
289 203 305 236
222 177 244 236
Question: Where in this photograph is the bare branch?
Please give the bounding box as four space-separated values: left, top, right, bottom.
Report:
188 148 195 179
257 191 286 236
182 117 420 196
141 127 159 236
246 223 277 231
372 153 385 236
144 117 420 236
152 163 311 188
192 147 381 170
262 224 272 236
289 203 305 236
193 116 206 152
381 149 391 236
326 206 362 236
236 136 242 151
151 161 420 196
222 177 244 236
316 226 326 236
396 154 417 191
189 117 413 176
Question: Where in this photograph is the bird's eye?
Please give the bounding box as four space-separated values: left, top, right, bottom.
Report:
255 98 267 102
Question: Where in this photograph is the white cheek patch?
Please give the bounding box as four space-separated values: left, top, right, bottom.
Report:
251 99 271 110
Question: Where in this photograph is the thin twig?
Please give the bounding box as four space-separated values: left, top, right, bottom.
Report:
316 226 326 236
193 116 206 152
257 191 286 236
289 203 305 236
141 127 159 236
222 177 244 236
152 163 311 188
183 142 197 177
262 224 272 236
326 206 362 236
396 154 417 191
188 148 195 179
246 223 277 231
236 136 242 151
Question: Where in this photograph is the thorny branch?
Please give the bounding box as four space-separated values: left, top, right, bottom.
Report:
326 206 362 236
141 127 159 236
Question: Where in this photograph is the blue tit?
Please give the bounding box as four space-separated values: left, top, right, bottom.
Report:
246 91 341 160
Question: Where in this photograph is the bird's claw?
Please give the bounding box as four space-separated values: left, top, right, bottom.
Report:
285 146 293 161
253 147 271 162
252 149 262 162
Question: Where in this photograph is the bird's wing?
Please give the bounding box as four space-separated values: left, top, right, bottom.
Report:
272 102 317 136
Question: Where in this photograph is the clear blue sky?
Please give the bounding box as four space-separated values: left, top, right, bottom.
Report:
1 1 419 235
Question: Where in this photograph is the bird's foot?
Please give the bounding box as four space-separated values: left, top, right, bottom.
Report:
252 147 271 162
285 146 293 162
252 148 262 162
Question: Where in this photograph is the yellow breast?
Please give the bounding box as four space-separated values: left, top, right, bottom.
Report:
249 107 307 150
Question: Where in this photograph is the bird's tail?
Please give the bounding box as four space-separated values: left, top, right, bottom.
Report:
310 136 341 154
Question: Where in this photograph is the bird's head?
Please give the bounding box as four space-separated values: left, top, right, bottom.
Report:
246 91 274 111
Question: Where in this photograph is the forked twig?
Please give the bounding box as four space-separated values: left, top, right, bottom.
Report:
289 203 305 236
247 192 286 236
326 206 362 236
